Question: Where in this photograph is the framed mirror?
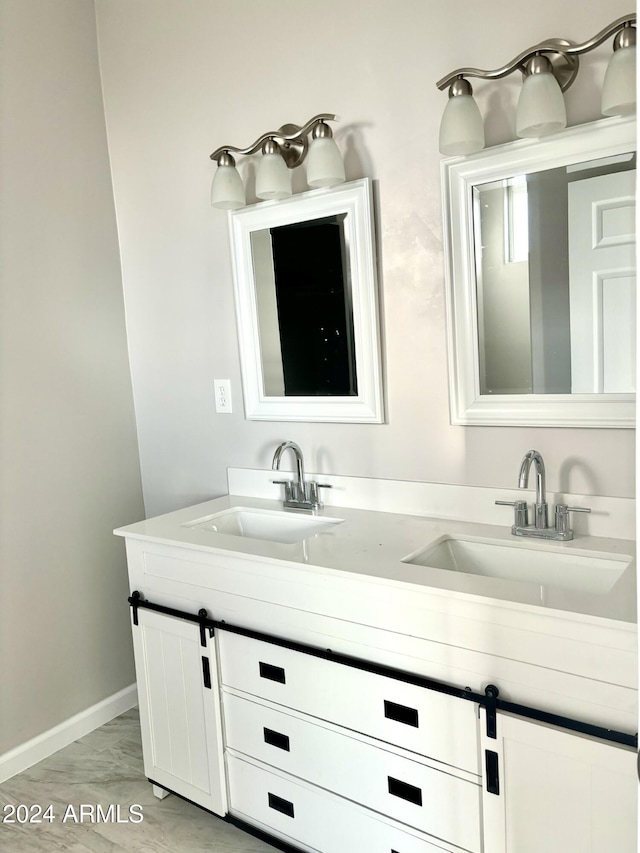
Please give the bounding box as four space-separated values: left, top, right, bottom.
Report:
229 178 383 422
441 116 636 428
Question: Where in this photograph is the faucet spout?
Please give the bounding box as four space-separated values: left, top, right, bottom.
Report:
272 441 306 493
518 449 548 529
272 441 331 511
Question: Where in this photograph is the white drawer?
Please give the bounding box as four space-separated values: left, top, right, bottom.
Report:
227 753 464 853
223 693 481 852
217 630 479 773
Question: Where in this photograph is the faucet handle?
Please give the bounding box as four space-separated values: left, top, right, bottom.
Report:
495 499 529 528
272 479 294 501
308 482 332 508
554 504 591 538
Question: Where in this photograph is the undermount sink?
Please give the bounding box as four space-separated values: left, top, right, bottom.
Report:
183 507 344 544
402 535 632 595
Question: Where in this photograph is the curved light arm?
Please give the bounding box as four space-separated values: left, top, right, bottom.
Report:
210 114 340 161
436 13 636 90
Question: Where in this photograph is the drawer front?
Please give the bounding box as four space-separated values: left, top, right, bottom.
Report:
223 693 481 852
217 630 479 773
227 754 461 853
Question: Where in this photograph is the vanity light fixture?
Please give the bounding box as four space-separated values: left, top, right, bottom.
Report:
437 13 636 155
210 113 345 209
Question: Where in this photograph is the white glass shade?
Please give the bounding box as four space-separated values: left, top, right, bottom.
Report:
306 136 346 187
255 152 292 200
439 94 484 156
602 44 636 116
516 72 566 138
210 163 245 210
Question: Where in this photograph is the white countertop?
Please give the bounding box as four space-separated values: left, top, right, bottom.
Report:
115 494 636 626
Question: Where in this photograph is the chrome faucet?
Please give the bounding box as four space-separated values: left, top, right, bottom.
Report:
518 449 548 529
271 441 331 512
272 441 306 499
496 449 590 541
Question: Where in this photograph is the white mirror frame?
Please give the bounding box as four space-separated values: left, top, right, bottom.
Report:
441 115 636 428
229 178 383 422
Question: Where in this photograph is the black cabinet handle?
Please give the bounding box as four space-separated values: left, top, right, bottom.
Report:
201 657 211 689
263 727 290 752
387 776 422 806
485 750 500 795
384 700 419 728
259 661 286 683
268 792 294 818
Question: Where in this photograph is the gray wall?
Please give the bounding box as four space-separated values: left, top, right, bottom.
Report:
0 0 145 754
476 184 532 394
528 170 573 394
96 0 635 517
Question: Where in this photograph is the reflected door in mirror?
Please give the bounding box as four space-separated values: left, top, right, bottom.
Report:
568 170 636 393
252 215 357 397
473 154 635 396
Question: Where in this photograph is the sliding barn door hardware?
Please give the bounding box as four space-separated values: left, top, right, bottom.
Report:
127 592 637 749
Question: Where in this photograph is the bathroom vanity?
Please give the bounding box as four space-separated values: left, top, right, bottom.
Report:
115 489 637 853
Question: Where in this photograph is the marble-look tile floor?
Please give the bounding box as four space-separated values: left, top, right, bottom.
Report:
0 708 277 852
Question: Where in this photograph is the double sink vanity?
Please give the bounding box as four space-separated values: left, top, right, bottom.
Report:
110 99 638 851
115 451 637 853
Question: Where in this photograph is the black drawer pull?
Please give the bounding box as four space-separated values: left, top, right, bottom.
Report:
263 727 290 751
384 700 419 728
388 776 422 806
259 661 286 683
268 792 294 818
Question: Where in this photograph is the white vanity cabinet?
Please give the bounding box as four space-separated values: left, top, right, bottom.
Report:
117 495 637 853
480 710 637 853
130 607 227 815
129 606 638 853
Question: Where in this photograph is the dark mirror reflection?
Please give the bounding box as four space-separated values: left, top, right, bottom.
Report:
251 214 357 397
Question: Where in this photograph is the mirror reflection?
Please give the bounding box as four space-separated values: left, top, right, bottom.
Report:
474 152 636 396
251 214 357 398
229 178 382 422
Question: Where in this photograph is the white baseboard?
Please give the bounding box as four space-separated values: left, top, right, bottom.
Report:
0 683 138 785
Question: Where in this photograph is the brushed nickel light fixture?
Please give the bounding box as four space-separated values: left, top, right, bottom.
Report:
209 113 345 210
437 13 636 156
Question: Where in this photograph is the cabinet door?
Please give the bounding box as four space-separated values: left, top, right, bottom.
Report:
131 608 227 815
481 709 637 853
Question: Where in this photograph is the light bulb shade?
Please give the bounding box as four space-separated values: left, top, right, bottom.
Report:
516 72 566 138
306 136 346 187
602 44 636 116
210 163 245 210
255 152 292 200
439 94 484 156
